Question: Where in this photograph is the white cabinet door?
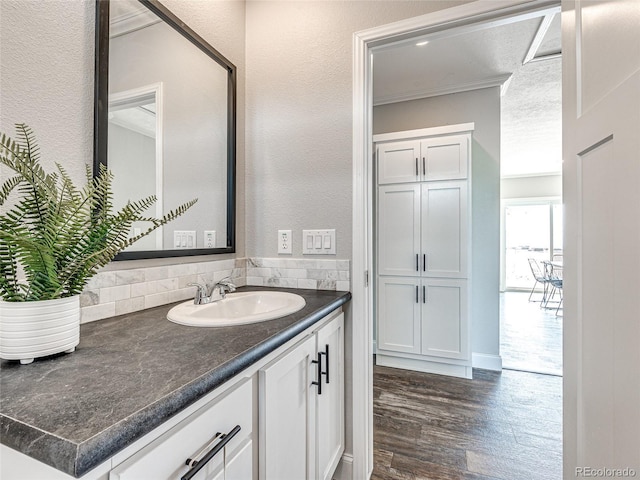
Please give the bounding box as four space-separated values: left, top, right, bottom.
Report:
377 277 420 354
315 314 345 480
225 439 253 480
420 134 468 181
377 140 421 184
420 278 468 360
377 184 421 277
259 335 317 480
421 181 468 278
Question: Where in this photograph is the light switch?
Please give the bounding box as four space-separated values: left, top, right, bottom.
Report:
303 229 336 255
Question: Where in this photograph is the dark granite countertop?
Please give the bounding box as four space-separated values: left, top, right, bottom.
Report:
0 286 351 478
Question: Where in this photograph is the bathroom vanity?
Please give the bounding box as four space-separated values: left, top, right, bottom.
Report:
0 287 350 480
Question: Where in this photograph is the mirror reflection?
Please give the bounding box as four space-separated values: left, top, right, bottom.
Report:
96 0 236 259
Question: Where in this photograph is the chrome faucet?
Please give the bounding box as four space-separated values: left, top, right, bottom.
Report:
187 277 237 305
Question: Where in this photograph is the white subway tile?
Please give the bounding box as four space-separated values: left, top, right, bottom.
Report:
100 284 131 303
81 302 115 323
86 272 116 289
298 279 317 289
115 269 145 285
336 281 350 292
318 279 337 290
145 266 168 281
115 297 145 316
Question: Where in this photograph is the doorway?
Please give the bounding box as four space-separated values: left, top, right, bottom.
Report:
352 1 563 478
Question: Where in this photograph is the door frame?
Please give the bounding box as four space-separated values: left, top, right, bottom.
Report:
351 1 560 477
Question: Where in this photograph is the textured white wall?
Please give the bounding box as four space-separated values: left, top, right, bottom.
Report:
244 0 472 259
0 0 94 187
373 87 502 359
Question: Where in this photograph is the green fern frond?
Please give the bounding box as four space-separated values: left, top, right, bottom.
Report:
0 124 196 301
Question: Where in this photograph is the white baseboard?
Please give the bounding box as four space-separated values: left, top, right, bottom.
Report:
333 453 354 480
472 352 503 371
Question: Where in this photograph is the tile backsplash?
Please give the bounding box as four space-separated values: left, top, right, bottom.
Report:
80 257 350 323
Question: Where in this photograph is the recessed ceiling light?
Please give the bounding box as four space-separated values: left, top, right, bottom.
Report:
416 40 429 46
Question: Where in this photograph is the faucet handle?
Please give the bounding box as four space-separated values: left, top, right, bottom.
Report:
187 282 208 304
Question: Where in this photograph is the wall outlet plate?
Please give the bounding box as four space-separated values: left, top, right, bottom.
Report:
204 230 216 248
278 230 292 254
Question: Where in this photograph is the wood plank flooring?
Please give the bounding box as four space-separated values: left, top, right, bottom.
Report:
500 291 563 376
372 365 562 480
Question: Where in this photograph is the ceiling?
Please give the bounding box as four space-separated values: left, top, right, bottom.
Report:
373 10 562 177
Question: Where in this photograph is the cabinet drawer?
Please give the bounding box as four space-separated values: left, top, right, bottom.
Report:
111 378 254 480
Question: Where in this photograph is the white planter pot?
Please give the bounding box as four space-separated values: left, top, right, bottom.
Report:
0 295 80 364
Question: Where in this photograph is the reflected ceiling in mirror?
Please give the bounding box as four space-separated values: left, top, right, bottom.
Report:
95 0 236 260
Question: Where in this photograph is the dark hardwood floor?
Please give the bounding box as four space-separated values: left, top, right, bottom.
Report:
372 365 562 480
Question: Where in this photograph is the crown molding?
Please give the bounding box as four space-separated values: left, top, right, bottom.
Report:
373 73 512 106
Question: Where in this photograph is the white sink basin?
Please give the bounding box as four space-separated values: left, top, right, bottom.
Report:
167 291 306 327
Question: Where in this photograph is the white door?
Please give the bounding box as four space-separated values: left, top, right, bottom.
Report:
259 335 317 480
421 181 468 278
377 140 421 184
377 184 421 276
420 134 468 181
563 0 640 476
377 276 420 354
316 314 345 480
420 278 468 360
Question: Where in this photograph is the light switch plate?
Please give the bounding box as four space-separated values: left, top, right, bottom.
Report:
173 230 196 249
302 229 336 255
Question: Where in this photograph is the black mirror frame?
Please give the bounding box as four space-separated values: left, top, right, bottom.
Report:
94 0 236 260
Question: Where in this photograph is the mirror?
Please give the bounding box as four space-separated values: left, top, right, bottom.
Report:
94 0 236 260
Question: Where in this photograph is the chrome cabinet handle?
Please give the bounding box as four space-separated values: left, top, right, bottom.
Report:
416 254 419 271
181 425 241 480
423 285 426 303
415 158 419 176
423 254 426 272
422 157 426 176
415 285 419 303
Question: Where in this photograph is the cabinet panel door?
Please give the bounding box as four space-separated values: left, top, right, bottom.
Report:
316 314 345 480
259 335 317 480
377 277 421 354
378 184 421 276
225 439 254 480
420 134 469 181
377 141 421 184
421 279 468 359
421 182 468 278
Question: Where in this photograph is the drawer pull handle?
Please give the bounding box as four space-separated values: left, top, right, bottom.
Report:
311 351 323 395
322 344 330 384
181 425 241 480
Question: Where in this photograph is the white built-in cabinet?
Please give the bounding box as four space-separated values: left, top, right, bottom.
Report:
1 309 345 480
375 124 473 379
260 312 344 480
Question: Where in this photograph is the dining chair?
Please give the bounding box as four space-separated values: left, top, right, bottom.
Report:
527 258 550 303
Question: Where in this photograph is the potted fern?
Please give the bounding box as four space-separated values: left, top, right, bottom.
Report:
0 124 196 364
